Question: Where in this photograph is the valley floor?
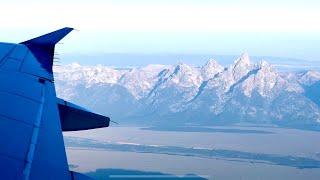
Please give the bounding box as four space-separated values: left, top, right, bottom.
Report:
64 125 320 180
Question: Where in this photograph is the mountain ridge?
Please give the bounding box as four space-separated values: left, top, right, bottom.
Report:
54 53 320 128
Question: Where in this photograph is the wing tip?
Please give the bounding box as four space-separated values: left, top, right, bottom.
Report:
20 27 74 46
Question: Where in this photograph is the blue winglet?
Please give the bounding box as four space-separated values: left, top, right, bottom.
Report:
19 27 73 74
20 27 74 46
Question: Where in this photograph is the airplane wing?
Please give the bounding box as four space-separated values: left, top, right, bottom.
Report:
0 28 110 180
57 98 110 131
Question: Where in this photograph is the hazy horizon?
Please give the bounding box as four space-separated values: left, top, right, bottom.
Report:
1 0 320 62
57 52 320 72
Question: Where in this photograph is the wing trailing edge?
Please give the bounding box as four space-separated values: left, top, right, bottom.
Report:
57 98 110 131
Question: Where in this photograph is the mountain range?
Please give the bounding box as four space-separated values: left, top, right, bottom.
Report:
54 53 320 128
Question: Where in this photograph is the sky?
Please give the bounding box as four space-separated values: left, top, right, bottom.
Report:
0 0 320 63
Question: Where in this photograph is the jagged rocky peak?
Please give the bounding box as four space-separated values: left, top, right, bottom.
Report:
168 62 202 87
299 70 320 85
229 52 253 81
256 60 274 72
258 60 269 67
201 59 224 80
203 59 222 68
305 70 320 78
241 60 280 97
234 52 251 66
173 62 193 74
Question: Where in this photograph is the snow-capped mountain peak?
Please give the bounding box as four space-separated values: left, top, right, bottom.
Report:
241 60 279 97
258 60 272 70
54 63 123 86
164 63 202 87
201 59 224 80
54 53 320 126
173 63 193 74
234 52 251 66
230 52 253 81
299 70 320 86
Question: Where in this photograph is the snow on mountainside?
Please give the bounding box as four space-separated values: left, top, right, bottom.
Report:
118 64 172 99
54 53 320 127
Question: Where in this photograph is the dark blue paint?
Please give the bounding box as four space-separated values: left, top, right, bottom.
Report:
21 27 73 77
